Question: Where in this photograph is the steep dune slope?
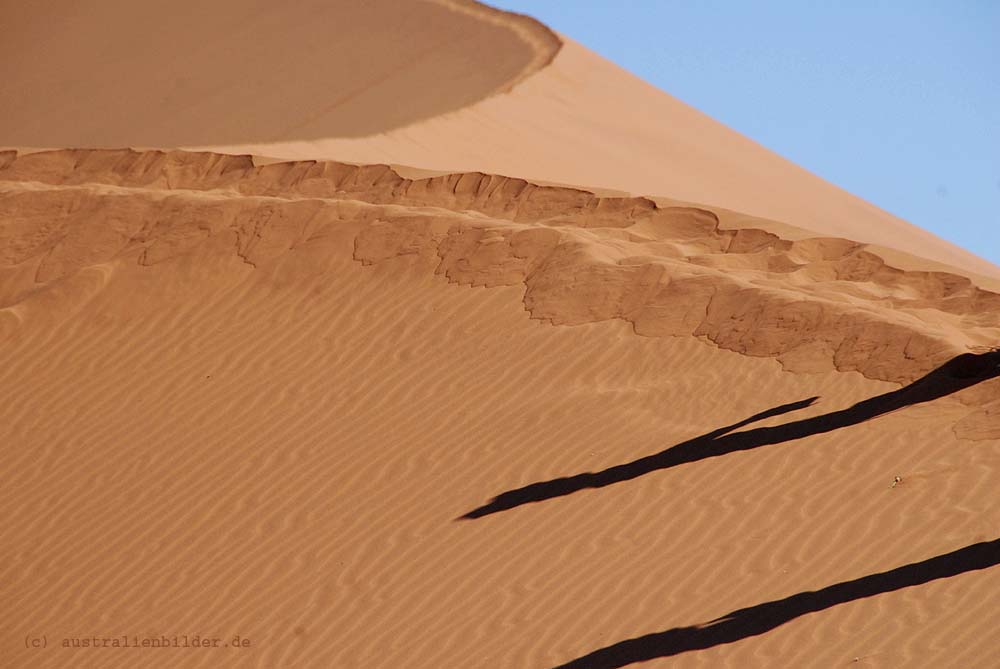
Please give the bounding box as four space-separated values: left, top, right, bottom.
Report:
2 149 999 669
0 0 558 143
1 0 995 279
2 2 999 668
268 36 999 281
3 149 999 391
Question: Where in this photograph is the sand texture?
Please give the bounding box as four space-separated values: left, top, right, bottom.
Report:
1 1 999 668
2 148 999 669
4 1 996 280
0 0 558 144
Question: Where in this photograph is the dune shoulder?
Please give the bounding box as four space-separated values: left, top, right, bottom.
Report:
3 148 998 403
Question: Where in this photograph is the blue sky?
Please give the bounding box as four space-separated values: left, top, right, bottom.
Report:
491 1 1000 267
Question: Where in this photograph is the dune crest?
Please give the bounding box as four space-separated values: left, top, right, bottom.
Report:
3 149 998 404
4 3 1000 667
0 0 559 144
4 1 995 281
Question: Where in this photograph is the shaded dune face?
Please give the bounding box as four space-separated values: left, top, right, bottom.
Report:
0 0 559 145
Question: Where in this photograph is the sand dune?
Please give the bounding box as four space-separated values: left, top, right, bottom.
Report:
2 148 999 669
3 149 999 392
2 1 999 668
0 0 557 144
3 1 996 279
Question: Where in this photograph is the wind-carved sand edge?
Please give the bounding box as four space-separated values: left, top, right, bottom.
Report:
1 149 997 437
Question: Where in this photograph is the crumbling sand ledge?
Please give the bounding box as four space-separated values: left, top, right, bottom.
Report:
2 146 999 669
2 150 998 410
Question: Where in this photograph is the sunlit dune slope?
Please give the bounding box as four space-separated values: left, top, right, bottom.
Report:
269 36 999 280
2 0 995 279
2 148 999 669
2 1 1000 667
3 148 1000 397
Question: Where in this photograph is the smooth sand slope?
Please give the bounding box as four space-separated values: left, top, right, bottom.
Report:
2 1 999 668
0 0 557 144
2 1 996 280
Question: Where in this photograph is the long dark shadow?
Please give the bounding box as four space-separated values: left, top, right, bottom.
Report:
552 537 1000 668
462 350 1000 519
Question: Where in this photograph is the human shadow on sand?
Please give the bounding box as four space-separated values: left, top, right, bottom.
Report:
461 350 1000 520
551 537 1000 668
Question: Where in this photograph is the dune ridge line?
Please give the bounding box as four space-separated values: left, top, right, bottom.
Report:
429 0 562 93
1 149 998 401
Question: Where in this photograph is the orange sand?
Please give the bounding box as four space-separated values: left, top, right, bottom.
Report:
1 2 998 668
